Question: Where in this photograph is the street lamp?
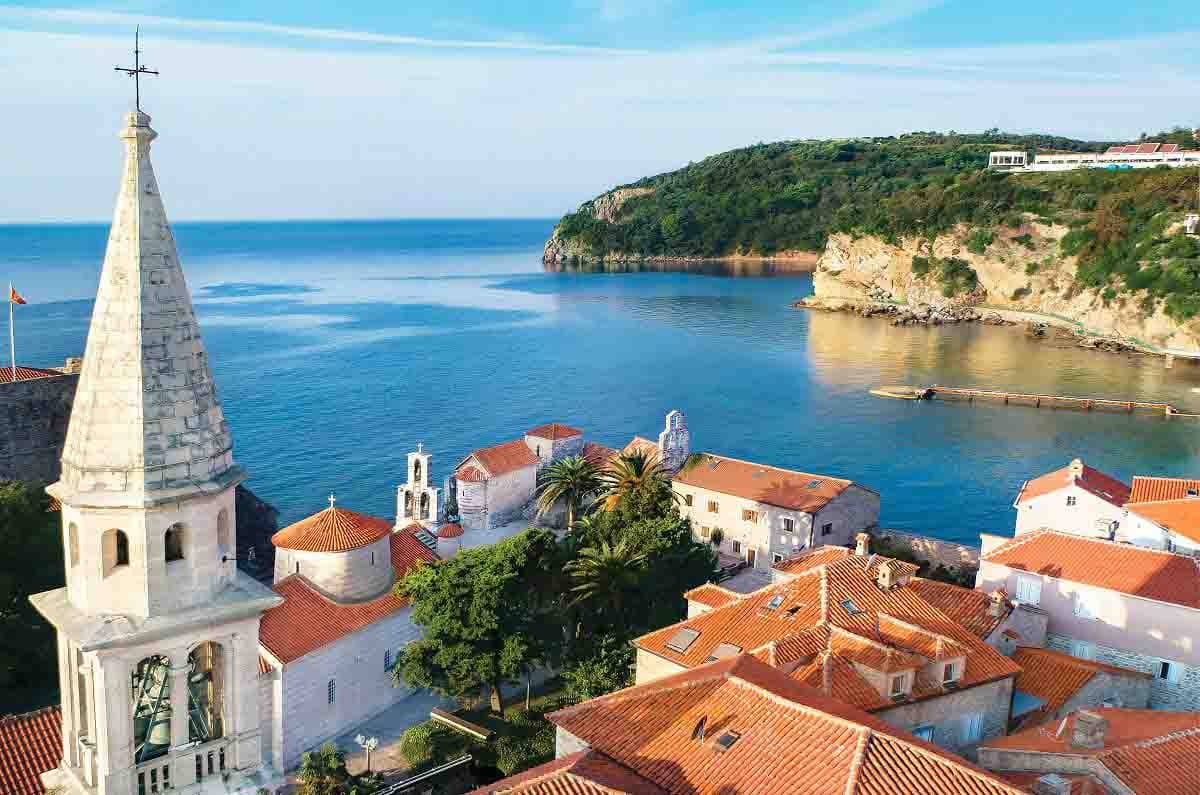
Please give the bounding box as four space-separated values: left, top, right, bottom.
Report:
354 734 379 773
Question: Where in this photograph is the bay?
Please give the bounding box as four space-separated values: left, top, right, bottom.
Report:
3 218 1198 545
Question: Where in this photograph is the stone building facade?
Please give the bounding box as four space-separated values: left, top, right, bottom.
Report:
0 365 78 484
876 677 1014 757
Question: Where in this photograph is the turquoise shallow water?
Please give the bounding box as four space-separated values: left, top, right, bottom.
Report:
3 219 1200 544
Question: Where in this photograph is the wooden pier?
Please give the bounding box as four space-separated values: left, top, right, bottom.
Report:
872 385 1188 417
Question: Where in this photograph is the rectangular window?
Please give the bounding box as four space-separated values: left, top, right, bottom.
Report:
207 751 215 776
1157 659 1183 684
746 548 757 567
384 649 392 671
707 500 719 513
328 678 336 704
684 494 693 507
943 662 958 684
783 517 796 533
772 553 784 563
1015 576 1042 606
821 523 833 536
890 672 910 697
742 509 759 523
731 540 742 555
195 755 203 781
219 747 225 772
1073 594 1097 620
138 772 146 795
700 526 711 540
1066 495 1077 507
1071 640 1096 661
912 725 935 742
962 713 984 744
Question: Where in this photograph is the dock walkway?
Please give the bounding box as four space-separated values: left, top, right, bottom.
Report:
872 385 1196 417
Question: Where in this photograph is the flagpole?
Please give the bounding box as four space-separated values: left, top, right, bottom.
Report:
8 283 15 382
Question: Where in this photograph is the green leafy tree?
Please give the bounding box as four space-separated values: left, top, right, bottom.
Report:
563 540 647 632
535 455 603 530
394 529 564 713
563 636 634 701
297 742 377 795
0 481 62 712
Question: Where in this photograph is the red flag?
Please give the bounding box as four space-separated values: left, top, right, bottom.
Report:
9 286 25 305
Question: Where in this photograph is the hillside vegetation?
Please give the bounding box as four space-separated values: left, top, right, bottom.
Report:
549 127 1200 319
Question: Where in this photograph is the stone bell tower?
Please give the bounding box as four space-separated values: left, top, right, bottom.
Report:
32 110 283 795
397 442 440 526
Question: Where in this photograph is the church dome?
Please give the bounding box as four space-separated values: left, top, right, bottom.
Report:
437 522 464 539
272 506 391 553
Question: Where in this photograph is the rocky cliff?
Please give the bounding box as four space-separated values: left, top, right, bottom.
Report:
806 220 1200 352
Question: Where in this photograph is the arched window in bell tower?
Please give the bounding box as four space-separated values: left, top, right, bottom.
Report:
188 642 225 742
102 529 130 577
131 655 172 763
420 492 430 519
165 523 185 562
217 509 231 553
404 491 413 517
68 523 79 567
413 459 422 485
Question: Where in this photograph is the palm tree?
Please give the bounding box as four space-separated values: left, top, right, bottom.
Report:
564 540 647 630
297 742 350 795
536 455 603 530
594 449 672 512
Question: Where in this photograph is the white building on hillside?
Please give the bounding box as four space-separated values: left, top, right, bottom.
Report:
1013 458 1130 539
991 142 1200 172
1118 476 1200 556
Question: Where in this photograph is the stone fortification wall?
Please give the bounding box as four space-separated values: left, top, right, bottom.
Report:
0 370 78 484
874 529 980 571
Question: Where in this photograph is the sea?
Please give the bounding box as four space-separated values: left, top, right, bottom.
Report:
3 218 1199 545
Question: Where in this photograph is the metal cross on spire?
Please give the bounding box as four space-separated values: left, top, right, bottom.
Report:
328 493 337 510
114 27 159 112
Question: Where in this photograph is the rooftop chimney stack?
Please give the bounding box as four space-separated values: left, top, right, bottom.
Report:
1032 774 1073 795
1071 710 1109 750
1069 458 1084 480
876 561 896 590
988 590 1007 618
855 532 871 557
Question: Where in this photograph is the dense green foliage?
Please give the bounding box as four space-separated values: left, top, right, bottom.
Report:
0 481 62 713
297 742 380 795
557 127 1200 319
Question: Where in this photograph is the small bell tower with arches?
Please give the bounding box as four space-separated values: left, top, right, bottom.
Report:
397 442 440 527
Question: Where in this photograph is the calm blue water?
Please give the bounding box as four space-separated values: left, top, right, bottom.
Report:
4 219 1200 544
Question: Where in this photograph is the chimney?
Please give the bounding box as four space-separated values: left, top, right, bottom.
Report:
1071 710 1109 750
988 590 1007 618
1032 774 1073 795
877 561 896 590
1068 458 1084 480
855 532 871 557
62 356 83 374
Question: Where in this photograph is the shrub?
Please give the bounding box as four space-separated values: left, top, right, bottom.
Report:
1011 286 1031 300
938 257 978 297
1012 233 1035 249
1071 193 1097 211
911 255 933 277
1060 228 1094 257
1102 287 1118 303
966 228 994 255
1024 260 1041 276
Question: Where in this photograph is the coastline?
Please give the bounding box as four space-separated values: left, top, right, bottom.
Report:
794 295 1154 357
542 249 820 272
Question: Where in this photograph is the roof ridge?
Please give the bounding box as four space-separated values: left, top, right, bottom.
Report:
842 725 871 795
0 705 61 725
691 452 854 484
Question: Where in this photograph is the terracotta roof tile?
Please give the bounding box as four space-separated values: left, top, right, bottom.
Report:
259 531 436 663
909 578 1009 639
1127 476 1200 504
1124 499 1200 544
982 708 1200 794
469 750 663 794
1015 462 1130 508
545 655 1023 795
525 423 582 441
981 530 1200 608
456 466 486 482
674 453 857 512
460 439 538 478
621 436 660 459
271 506 392 553
436 522 465 539
0 366 64 385
636 550 1020 713
1011 647 1149 718
0 706 62 795
682 583 740 609
581 442 617 468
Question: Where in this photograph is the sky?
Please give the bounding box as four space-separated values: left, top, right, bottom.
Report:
1 1 1197 222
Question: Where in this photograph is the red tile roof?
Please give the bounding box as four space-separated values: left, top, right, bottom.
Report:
981 530 1200 609
459 439 539 479
1128 476 1200 504
909 578 1009 639
1124 499 1200 544
581 442 617 468
469 750 663 794
622 436 659 458
1011 647 1149 719
525 423 582 441
0 366 64 385
636 547 1020 713
981 708 1200 794
543 654 1023 795
259 530 436 663
683 582 740 610
674 453 856 512
0 706 62 795
271 506 393 553
456 466 486 482
1015 461 1130 508
436 522 465 539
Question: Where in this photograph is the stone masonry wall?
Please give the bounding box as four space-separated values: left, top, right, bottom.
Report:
877 677 1014 757
1058 671 1151 716
1047 633 1200 710
0 371 77 484
873 528 980 571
